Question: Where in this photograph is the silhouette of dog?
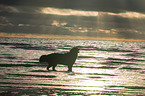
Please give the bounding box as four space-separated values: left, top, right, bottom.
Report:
39 47 79 72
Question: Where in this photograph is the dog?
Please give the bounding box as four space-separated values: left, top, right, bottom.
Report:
39 47 79 72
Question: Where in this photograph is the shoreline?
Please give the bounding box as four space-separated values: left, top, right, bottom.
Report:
0 32 145 42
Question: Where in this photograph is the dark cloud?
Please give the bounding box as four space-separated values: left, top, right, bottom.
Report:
0 4 19 13
1 0 145 13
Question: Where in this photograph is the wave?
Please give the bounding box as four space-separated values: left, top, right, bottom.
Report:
0 63 37 67
0 54 20 60
74 65 117 69
0 41 137 53
78 56 96 58
107 57 145 62
125 52 145 58
119 67 143 70
95 48 135 52
108 85 145 90
0 42 56 51
7 73 56 78
0 86 86 96
78 46 135 52
75 72 117 76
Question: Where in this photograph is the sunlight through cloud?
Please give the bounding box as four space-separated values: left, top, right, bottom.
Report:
117 12 145 18
41 7 99 16
41 7 145 19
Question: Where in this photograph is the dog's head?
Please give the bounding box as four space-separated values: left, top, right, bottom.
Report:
70 47 79 53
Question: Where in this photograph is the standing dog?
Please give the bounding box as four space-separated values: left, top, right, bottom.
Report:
39 47 79 72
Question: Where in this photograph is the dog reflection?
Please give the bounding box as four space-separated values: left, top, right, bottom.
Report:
39 47 79 72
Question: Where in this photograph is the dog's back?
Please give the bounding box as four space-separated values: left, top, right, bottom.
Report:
39 53 60 63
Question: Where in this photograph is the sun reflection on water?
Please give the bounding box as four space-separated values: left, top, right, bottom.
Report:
74 67 117 92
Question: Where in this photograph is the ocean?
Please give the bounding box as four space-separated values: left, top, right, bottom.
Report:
0 37 145 95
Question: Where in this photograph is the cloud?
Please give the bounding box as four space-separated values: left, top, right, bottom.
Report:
0 0 145 40
0 4 41 15
0 4 19 13
1 3 145 19
41 7 99 17
1 1 145 19
41 7 145 19
0 16 13 26
109 11 145 19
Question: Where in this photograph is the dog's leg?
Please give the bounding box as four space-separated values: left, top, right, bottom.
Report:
68 64 73 72
47 64 52 71
52 64 57 71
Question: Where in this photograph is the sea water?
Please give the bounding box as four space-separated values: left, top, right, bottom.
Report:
0 37 145 95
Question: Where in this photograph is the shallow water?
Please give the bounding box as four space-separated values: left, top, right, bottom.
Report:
0 37 145 95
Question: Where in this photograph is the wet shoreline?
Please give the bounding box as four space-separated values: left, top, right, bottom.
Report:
0 37 145 95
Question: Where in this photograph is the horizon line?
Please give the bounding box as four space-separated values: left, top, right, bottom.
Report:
0 32 145 42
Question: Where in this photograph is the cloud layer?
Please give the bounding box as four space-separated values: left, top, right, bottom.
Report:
1 0 145 13
0 0 145 40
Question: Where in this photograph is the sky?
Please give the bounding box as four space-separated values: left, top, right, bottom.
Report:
0 0 145 41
